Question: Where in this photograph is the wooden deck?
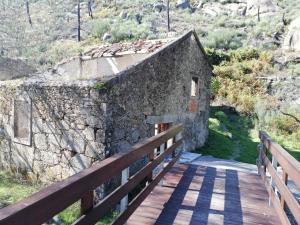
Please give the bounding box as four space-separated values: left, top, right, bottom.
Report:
127 163 281 225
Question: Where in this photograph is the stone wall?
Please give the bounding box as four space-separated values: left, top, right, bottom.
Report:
0 82 108 182
105 33 212 154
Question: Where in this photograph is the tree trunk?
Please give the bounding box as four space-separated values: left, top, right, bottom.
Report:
25 0 32 26
167 0 170 32
77 0 81 42
88 0 93 19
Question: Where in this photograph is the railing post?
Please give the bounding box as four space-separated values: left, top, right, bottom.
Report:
120 167 129 213
257 142 263 175
269 155 278 206
80 190 94 215
147 150 155 184
158 141 165 186
280 170 288 209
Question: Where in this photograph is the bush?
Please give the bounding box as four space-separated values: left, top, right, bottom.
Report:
47 40 83 65
229 47 259 62
110 20 150 43
89 19 111 39
203 29 243 50
211 77 221 98
211 47 272 115
205 48 230 66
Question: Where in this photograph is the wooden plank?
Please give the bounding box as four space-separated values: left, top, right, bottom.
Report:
281 170 288 208
0 125 183 225
128 164 280 225
262 152 300 224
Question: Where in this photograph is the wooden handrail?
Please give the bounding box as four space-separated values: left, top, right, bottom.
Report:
0 124 184 225
257 131 300 225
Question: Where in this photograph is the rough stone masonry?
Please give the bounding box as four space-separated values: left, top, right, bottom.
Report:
0 31 212 183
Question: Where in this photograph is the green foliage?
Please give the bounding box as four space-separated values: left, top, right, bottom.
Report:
210 77 221 98
47 40 83 66
229 47 260 62
288 63 300 76
0 171 117 224
211 47 272 114
0 171 42 208
203 29 243 50
110 20 150 43
205 48 230 66
94 82 107 90
89 19 111 39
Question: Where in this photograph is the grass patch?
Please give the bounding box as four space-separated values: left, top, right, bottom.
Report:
194 106 259 164
194 106 300 164
0 171 42 208
0 171 117 224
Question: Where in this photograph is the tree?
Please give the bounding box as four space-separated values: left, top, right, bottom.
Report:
167 0 170 32
77 0 81 42
25 0 32 26
88 0 93 19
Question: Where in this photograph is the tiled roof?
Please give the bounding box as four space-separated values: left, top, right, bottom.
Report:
82 39 171 58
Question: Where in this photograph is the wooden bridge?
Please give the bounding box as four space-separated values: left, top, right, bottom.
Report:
0 125 299 225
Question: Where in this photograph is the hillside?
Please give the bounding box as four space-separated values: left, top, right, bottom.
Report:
0 0 299 153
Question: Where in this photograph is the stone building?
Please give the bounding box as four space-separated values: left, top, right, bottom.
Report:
0 31 212 182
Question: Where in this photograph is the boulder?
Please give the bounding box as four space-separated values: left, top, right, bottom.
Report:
102 32 112 42
176 0 190 9
283 17 300 51
246 0 279 17
135 13 143 24
119 10 128 19
153 2 166 12
202 2 247 17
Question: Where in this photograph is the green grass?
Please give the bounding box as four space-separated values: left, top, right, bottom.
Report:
0 171 117 224
194 106 259 164
194 106 300 164
0 171 42 208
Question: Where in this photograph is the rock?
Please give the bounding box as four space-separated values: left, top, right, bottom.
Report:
135 13 143 24
246 0 279 17
69 153 92 171
34 134 47 150
119 10 128 19
85 141 105 159
196 1 204 9
202 2 247 17
176 0 190 9
153 2 166 12
283 17 300 51
102 33 112 42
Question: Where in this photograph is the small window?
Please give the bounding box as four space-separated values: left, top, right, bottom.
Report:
155 123 171 135
13 96 32 146
191 77 199 97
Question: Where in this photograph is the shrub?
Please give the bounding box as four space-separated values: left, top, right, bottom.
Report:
47 40 83 65
211 77 221 98
229 47 259 62
205 48 230 66
89 19 111 39
203 29 243 50
110 20 150 43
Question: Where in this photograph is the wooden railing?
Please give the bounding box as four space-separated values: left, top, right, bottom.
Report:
257 131 300 225
0 124 183 225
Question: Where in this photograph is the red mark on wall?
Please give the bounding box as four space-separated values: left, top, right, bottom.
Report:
190 98 197 113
